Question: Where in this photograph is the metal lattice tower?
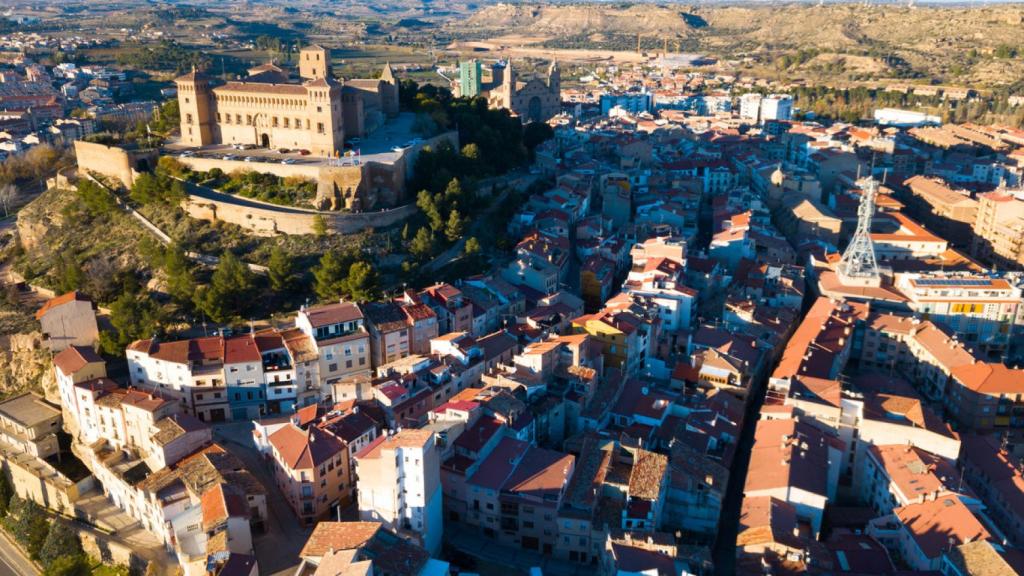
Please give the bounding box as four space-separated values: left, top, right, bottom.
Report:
838 176 881 286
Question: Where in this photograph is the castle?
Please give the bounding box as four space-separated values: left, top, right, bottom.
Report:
457 59 561 124
175 45 398 158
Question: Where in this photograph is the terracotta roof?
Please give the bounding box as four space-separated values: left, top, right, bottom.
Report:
737 495 803 549
269 423 344 470
301 521 381 558
201 483 249 530
224 335 262 364
628 449 668 500
52 345 102 375
951 362 1024 395
36 291 91 320
302 302 364 328
895 497 991 560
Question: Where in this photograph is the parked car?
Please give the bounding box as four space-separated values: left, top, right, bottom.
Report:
223 154 237 161
298 149 311 156
277 148 291 154
244 156 257 162
282 158 296 165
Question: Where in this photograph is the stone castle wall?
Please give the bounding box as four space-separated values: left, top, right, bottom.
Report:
73 140 159 189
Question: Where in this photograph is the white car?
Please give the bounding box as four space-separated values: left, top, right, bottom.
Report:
223 154 238 161
282 158 296 165
180 150 195 157
244 156 257 162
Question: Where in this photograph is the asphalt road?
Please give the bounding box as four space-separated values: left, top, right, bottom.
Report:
0 532 38 576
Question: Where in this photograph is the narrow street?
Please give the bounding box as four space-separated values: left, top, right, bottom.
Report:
213 422 311 576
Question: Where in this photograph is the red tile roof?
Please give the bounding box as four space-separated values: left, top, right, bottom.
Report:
52 345 102 375
36 291 91 320
268 423 344 470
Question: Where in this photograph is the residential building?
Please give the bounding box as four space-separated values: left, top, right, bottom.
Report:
296 301 372 387
267 423 350 525
35 291 98 352
355 429 443 553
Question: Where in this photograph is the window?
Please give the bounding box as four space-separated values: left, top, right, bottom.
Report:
317 122 325 134
329 363 338 372
186 113 193 124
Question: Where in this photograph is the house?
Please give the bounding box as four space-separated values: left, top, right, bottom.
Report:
267 423 349 525
296 302 372 387
36 291 98 352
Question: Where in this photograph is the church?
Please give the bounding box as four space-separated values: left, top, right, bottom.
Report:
457 59 561 124
175 46 398 158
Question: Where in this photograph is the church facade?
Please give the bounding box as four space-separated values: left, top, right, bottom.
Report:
482 60 561 124
176 46 398 158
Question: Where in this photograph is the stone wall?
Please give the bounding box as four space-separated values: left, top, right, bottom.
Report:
177 155 321 180
181 190 418 236
73 140 159 189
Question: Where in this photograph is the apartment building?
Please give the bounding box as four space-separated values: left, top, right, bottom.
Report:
903 175 979 244
267 423 350 525
972 190 1024 268
355 429 442 553
363 302 412 368
896 275 1024 356
296 301 372 386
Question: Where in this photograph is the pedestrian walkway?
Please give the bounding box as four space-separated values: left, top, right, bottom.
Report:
445 524 591 576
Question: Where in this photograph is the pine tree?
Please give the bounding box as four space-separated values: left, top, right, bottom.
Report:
312 214 328 237
267 246 296 293
194 252 254 323
39 521 83 567
464 237 481 257
163 245 195 307
409 227 434 260
445 209 465 242
313 252 347 301
0 472 12 519
345 261 380 302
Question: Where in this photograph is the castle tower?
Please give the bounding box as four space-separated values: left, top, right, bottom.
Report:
306 78 344 158
299 45 330 81
174 68 213 146
380 62 399 117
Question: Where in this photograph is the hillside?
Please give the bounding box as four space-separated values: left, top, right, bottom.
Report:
458 3 1024 87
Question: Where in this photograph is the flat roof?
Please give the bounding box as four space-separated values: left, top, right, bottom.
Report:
0 393 60 428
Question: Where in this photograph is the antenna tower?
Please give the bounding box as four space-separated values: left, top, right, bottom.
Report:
837 176 882 287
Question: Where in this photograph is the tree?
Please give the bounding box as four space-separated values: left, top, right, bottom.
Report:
39 521 83 567
4 495 49 558
267 246 296 293
313 251 347 301
523 121 555 153
163 245 195 307
344 261 380 302
194 252 254 323
76 180 117 217
445 209 465 243
409 227 434 260
416 190 443 232
464 237 481 257
0 472 12 519
312 214 328 237
51 250 83 294
401 222 411 242
42 554 90 576
99 290 162 355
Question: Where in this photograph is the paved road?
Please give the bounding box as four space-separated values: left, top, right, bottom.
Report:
0 531 38 576
214 422 311 576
